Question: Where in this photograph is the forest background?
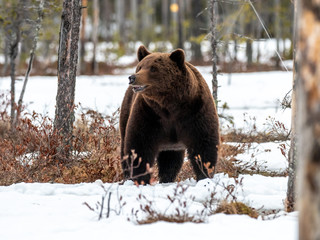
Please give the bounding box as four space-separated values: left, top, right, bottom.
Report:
0 0 293 77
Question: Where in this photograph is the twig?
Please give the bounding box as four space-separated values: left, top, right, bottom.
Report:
106 192 112 218
98 195 105 220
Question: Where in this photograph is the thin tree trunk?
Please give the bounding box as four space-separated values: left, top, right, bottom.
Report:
131 0 138 42
209 0 218 102
177 0 184 49
162 0 169 39
142 0 153 46
286 0 298 213
15 0 44 126
54 0 82 161
116 0 125 43
274 0 281 68
190 0 205 62
246 39 253 67
9 26 21 131
297 0 320 238
78 0 87 75
92 0 99 74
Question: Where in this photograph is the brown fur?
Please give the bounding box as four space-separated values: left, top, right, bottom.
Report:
120 46 220 184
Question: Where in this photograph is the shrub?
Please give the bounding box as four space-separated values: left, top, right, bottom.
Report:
0 95 122 185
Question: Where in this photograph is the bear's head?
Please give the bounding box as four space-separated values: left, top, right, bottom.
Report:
128 45 187 97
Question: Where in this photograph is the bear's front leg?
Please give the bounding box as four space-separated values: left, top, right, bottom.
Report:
123 143 157 185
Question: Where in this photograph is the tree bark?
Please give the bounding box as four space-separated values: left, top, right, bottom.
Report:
286 0 298 213
209 0 218 102
9 22 21 131
54 0 82 160
274 0 281 68
92 0 99 74
78 0 87 75
246 39 253 67
116 0 125 43
177 0 184 49
131 0 138 41
297 0 320 238
190 0 206 62
162 0 169 39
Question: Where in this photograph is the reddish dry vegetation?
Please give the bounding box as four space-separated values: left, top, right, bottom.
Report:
0 97 122 185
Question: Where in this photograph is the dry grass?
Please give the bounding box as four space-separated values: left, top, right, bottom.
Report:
0 100 122 185
215 201 259 219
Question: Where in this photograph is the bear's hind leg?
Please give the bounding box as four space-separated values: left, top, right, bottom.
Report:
157 150 184 183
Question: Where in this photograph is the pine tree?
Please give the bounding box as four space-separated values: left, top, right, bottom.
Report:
54 0 82 161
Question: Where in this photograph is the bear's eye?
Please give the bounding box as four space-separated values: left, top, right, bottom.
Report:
150 66 157 73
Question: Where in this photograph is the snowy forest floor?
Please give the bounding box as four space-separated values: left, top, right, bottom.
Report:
0 68 297 239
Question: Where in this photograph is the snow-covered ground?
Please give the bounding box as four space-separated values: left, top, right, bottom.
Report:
0 68 292 131
0 69 297 239
0 174 297 240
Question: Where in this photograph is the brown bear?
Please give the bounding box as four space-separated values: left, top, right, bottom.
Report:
120 45 219 184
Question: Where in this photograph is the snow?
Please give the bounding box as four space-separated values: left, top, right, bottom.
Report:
0 67 297 239
0 175 297 240
229 141 289 172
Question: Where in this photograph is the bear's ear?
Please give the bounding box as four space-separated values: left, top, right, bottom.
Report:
137 45 151 61
169 49 185 70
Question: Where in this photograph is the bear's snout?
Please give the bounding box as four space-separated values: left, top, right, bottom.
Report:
128 75 136 84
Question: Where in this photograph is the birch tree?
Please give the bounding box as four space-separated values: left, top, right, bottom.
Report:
54 0 82 160
297 0 320 238
5 1 23 130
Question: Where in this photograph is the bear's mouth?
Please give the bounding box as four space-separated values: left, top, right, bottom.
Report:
132 85 148 93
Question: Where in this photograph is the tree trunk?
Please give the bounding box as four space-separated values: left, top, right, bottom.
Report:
274 0 281 68
246 39 253 67
116 0 125 43
131 0 138 41
286 0 298 213
190 0 206 62
92 0 99 74
177 0 184 49
54 0 82 161
209 0 218 102
15 0 44 126
9 24 21 131
297 0 320 238
79 0 87 75
162 0 169 39
142 0 153 46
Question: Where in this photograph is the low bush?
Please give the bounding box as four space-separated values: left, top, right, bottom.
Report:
0 96 122 185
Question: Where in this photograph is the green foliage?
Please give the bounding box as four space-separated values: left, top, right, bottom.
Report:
190 34 206 45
